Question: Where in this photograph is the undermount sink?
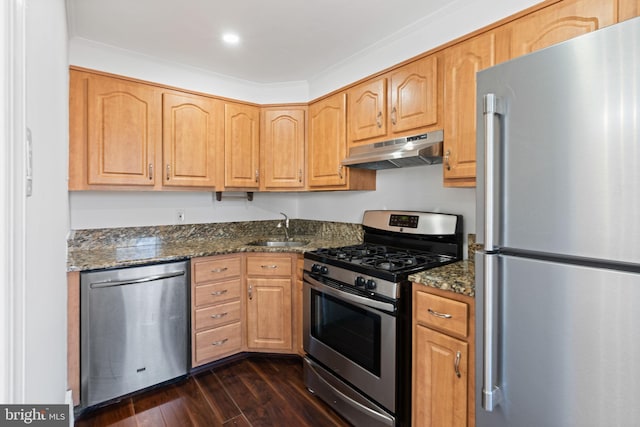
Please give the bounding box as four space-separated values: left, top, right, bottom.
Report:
247 239 309 247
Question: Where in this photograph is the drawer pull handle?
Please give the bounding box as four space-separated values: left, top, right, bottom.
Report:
211 267 228 273
261 264 278 269
211 338 229 346
455 351 462 378
210 312 228 319
211 290 228 296
428 308 452 319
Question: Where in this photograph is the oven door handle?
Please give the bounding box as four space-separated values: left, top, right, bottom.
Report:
303 272 395 313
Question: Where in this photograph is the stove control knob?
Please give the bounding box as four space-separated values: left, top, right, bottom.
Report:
311 264 322 274
365 279 377 290
320 266 329 275
355 276 366 287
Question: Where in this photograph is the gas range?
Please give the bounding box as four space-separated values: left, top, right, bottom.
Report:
302 210 463 427
304 210 463 300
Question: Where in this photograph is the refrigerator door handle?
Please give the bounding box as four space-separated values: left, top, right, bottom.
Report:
482 94 503 251
482 253 503 411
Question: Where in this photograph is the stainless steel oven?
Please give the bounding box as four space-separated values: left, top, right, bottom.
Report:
302 210 463 427
303 270 398 426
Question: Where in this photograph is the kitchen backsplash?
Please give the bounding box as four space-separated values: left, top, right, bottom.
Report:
67 219 364 251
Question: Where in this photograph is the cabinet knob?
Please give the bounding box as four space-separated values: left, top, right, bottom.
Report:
376 111 383 128
391 106 397 125
255 169 259 183
148 163 153 180
338 165 344 179
298 169 303 183
248 284 253 300
166 164 171 180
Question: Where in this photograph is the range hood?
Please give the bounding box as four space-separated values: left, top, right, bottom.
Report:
341 130 444 170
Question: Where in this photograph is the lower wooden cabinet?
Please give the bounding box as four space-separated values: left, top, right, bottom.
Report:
412 284 475 427
245 253 295 351
191 254 244 367
414 324 469 427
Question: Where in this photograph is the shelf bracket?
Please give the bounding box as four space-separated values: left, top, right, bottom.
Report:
215 191 254 202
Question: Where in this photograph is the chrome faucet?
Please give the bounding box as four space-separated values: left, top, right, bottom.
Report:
277 212 290 241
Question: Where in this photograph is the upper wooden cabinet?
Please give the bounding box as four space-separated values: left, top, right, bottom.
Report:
70 70 160 188
307 92 376 190
505 0 616 58
442 0 616 187
308 93 376 190
308 93 347 188
69 69 222 190
443 30 507 187
619 0 640 21
162 91 223 188
260 107 306 190
224 102 260 189
347 55 441 146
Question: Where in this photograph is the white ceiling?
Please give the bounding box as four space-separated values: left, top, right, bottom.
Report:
66 0 455 84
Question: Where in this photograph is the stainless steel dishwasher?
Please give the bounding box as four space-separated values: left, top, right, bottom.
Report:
80 260 189 408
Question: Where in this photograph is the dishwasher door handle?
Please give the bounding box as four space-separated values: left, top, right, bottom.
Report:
90 270 186 288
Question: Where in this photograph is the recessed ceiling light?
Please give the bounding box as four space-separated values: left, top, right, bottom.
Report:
222 33 240 45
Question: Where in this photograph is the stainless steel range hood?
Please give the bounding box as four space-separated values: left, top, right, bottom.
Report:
341 130 443 170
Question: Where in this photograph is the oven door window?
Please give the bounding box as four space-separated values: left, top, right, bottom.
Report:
310 289 381 376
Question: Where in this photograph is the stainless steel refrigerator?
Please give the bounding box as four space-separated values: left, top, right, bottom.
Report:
475 17 640 427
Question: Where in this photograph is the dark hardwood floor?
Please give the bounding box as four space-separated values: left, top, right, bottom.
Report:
75 356 351 427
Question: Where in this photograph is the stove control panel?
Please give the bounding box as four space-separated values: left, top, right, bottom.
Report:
311 264 329 275
304 259 399 300
388 214 419 228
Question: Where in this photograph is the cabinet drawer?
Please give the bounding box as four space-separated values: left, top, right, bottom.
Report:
246 256 292 276
194 278 241 307
193 256 241 283
415 290 468 337
194 300 241 331
194 322 241 363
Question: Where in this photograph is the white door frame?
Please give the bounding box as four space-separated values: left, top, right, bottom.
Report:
1 0 27 404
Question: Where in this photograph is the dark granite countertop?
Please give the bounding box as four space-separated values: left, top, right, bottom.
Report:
409 260 476 297
67 236 361 271
67 219 363 271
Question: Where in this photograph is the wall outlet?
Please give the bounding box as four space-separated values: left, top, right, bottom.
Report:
176 209 185 223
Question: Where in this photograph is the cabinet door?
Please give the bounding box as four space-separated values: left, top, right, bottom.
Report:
619 0 640 21
225 103 260 188
84 73 160 186
347 77 387 144
507 0 616 57
389 55 439 134
413 325 468 427
443 30 501 186
162 91 223 188
308 93 348 188
246 278 292 350
261 108 305 189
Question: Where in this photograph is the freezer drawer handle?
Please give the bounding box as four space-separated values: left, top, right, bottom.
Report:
211 338 229 346
482 252 503 411
428 308 452 319
89 270 185 288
